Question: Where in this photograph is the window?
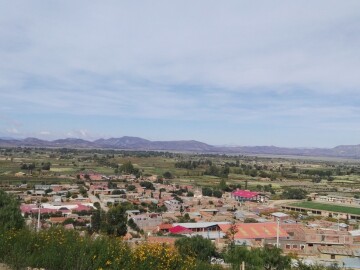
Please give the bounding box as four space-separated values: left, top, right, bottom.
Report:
285 244 291 249
292 245 298 249
331 254 335 260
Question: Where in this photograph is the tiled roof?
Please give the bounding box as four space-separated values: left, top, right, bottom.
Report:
220 223 289 239
158 223 173 230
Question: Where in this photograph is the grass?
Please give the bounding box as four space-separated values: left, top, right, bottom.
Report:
291 201 360 215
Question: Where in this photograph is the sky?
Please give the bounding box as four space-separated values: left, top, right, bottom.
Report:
1 1 360 147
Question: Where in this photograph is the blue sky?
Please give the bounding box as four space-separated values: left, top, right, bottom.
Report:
1 1 360 147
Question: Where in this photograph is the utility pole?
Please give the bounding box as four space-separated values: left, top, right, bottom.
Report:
276 217 280 248
37 201 41 232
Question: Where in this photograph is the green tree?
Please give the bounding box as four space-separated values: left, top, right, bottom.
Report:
244 218 258 223
103 205 127 236
163 171 173 179
281 188 308 199
175 235 217 262
127 185 136 191
119 160 138 175
219 179 227 191
202 187 213 197
262 246 291 270
225 246 290 270
41 162 51 170
0 190 24 231
213 190 223 198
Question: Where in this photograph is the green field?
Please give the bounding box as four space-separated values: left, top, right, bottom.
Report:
291 201 360 215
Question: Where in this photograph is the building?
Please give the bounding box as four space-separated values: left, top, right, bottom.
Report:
164 200 182 212
231 190 268 203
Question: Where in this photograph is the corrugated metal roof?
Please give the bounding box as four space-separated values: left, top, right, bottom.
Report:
349 229 360 236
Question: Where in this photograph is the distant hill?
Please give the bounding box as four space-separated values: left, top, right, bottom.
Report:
0 136 360 158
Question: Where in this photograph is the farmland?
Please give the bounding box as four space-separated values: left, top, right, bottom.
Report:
0 147 360 199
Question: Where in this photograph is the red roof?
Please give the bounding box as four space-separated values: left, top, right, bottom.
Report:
232 190 259 198
158 223 173 230
169 225 193 234
219 223 288 239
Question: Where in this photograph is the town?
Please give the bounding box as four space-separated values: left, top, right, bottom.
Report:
1 147 359 269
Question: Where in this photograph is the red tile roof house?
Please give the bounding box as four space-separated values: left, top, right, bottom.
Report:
219 222 289 247
157 223 173 233
231 190 269 203
265 224 307 254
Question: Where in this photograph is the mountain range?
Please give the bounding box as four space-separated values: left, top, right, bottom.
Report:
1 136 360 158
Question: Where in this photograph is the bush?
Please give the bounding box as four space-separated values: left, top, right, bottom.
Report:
0 228 219 270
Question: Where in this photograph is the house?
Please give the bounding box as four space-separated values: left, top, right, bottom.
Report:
266 224 307 254
232 190 268 203
164 200 182 212
173 222 230 233
157 223 173 233
219 223 289 246
132 213 162 231
271 212 290 222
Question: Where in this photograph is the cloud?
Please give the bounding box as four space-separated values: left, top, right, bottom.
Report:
6 127 19 134
0 1 360 146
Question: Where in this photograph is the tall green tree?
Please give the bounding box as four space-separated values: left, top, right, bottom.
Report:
175 235 217 262
102 205 127 236
0 190 24 232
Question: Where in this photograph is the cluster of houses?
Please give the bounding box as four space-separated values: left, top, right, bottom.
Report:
3 171 360 269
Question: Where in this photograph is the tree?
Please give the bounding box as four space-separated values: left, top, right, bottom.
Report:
202 187 213 197
175 235 217 262
127 185 136 191
224 246 290 270
262 246 291 270
140 181 155 190
93 202 101 209
244 218 258 223
103 205 127 236
91 209 102 232
0 190 24 231
219 179 227 191
281 188 308 199
28 163 36 174
213 190 223 198
163 171 173 179
41 162 51 171
112 189 125 195
119 160 134 174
